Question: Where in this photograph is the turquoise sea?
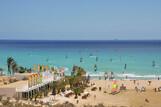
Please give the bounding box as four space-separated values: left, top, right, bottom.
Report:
0 40 161 79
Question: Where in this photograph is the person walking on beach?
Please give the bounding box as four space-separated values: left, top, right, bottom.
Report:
133 80 136 84
87 74 90 83
125 75 128 79
94 94 96 101
76 100 79 104
158 77 160 80
104 72 108 80
148 80 151 85
135 86 138 92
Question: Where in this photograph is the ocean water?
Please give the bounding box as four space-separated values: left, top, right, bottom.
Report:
0 40 161 79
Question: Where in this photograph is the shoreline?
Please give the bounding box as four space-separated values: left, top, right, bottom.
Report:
84 74 161 80
1 72 161 80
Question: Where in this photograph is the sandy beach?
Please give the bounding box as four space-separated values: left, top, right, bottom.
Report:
55 79 161 107
1 71 161 107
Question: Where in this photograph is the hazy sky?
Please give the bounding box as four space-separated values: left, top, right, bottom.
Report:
0 0 161 40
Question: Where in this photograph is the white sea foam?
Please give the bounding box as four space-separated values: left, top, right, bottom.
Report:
85 72 161 79
116 73 161 78
86 71 105 77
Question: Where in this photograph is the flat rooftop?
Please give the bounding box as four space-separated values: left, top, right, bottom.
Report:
0 78 61 92
0 80 28 90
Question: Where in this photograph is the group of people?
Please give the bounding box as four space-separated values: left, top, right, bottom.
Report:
104 72 115 80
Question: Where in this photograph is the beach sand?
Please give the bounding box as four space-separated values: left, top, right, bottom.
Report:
58 79 161 107
3 79 160 107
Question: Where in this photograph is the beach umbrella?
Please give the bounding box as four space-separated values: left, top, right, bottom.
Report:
111 80 118 92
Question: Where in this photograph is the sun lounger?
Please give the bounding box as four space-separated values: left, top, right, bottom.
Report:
64 90 73 97
91 87 97 91
135 86 146 92
109 90 120 95
91 85 97 91
158 87 161 92
120 84 126 91
3 81 9 85
140 87 146 92
82 92 90 99
60 93 64 97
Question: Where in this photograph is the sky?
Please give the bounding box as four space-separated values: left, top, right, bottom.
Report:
0 0 161 40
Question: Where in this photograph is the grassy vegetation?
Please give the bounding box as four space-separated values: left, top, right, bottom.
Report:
53 65 88 99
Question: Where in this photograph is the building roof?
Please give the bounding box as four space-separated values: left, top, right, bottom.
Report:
0 80 28 91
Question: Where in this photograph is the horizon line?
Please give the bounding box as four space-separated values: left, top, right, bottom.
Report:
0 39 161 41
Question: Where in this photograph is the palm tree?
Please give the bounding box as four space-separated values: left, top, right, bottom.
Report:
7 57 18 75
11 63 18 74
73 87 80 99
18 66 27 73
7 57 14 75
69 76 75 88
